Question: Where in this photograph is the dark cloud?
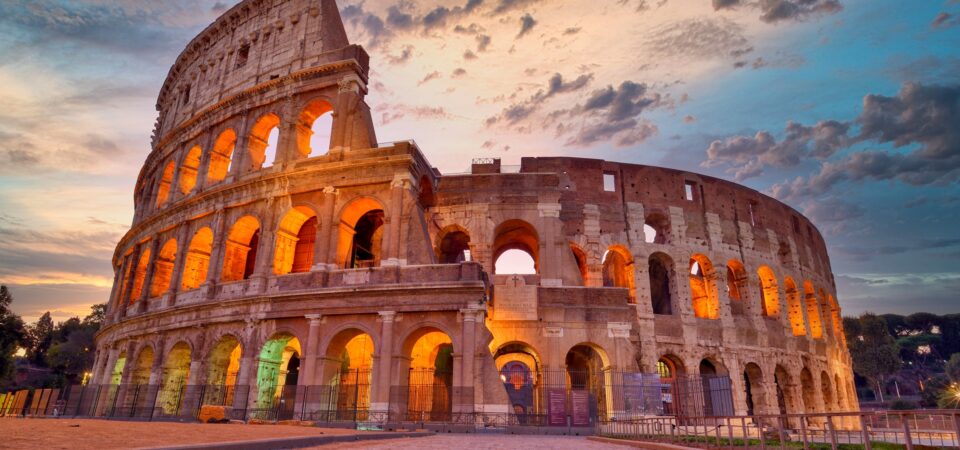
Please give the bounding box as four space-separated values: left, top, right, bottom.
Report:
492 0 543 15
758 0 842 23
386 45 414 65
386 6 415 30
517 14 537 39
712 0 741 10
562 81 662 146
423 6 452 30
563 27 582 35
417 71 442 86
464 50 478 60
452 68 468 77
703 120 850 180
485 73 594 126
476 34 492 52
645 18 752 62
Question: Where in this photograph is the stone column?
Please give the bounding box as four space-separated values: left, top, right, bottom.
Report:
166 225 192 307
202 209 228 293
118 246 142 319
457 308 481 413
194 128 216 195
371 311 396 412
227 112 251 181
167 144 184 203
115 341 138 411
300 314 323 385
382 176 407 266
275 117 299 167
538 202 562 285
249 198 278 294
111 255 131 322
313 186 338 271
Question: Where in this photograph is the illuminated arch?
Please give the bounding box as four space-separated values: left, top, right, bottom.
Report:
436 225 471 264
493 219 539 274
248 113 281 169
149 239 177 297
181 227 213 291
603 245 636 303
725 259 748 315
156 161 175 208
649 252 674 315
254 333 302 412
757 266 780 318
206 128 236 184
274 206 318 275
569 242 588 285
131 346 154 385
221 216 261 282
204 335 242 406
158 342 191 415
178 145 202 194
689 254 719 319
321 328 376 416
297 98 334 157
129 248 151 304
829 295 845 345
803 281 824 339
337 197 386 269
401 327 455 421
784 277 806 336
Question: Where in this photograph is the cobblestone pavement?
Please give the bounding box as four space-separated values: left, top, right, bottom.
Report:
309 433 628 449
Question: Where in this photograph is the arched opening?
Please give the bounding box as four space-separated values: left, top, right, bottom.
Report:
800 367 816 415
403 328 454 421
248 113 281 169
566 344 611 421
649 252 674 315
129 248 151 304
436 227 471 264
644 213 669 244
274 206 318 275
834 373 845 411
110 351 127 386
494 342 542 418
757 266 780 318
774 365 796 415
819 288 832 339
725 260 747 315
743 363 765 416
132 347 153 386
297 99 334 158
181 228 213 291
689 254 719 319
221 216 260 282
321 329 375 419
159 342 191 416
820 371 833 412
418 175 436 208
603 246 636 303
206 129 237 184
150 239 177 297
803 281 823 339
179 145 202 194
255 333 301 420
204 336 241 407
829 296 845 345
493 220 539 275
698 358 732 417
337 198 386 269
657 355 685 416
784 277 806 336
156 161 175 208
569 243 588 285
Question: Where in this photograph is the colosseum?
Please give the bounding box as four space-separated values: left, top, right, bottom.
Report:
91 0 856 427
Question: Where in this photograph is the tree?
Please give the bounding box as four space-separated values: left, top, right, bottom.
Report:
846 313 902 402
83 304 106 328
946 353 960 384
27 312 55 366
0 286 27 386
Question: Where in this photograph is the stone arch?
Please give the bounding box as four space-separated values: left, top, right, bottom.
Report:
657 354 686 416
248 112 281 169
206 128 237 184
493 219 540 274
436 224 471 264
689 254 719 319
321 327 376 416
181 227 213 291
273 205 318 275
649 252 675 315
129 247 152 304
178 145 202 194
296 97 334 157
757 266 780 318
743 362 765 416
400 326 455 421
418 175 436 208
495 342 542 416
566 343 613 419
336 197 386 269
725 259 748 315
834 373 845 411
774 364 797 415
829 295 845 345
158 341 192 415
109 350 128 385
603 245 637 303
150 238 177 297
803 281 824 339
156 161 175 208
203 334 242 406
131 345 154 385
569 242 589 285
643 211 669 244
800 367 816 414
783 277 805 336
221 215 261 282
820 370 833 412
254 332 302 414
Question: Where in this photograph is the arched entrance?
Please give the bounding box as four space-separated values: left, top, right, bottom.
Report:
321 329 375 420
337 198 385 269
494 342 542 419
743 363 765 417
565 344 611 422
158 343 191 416
254 333 301 420
204 336 242 406
402 327 454 421
657 355 685 417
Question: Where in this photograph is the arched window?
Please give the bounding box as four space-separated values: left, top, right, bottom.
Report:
337 198 386 269
156 161 175 208
297 99 334 157
149 239 177 297
179 145 202 194
726 260 747 315
437 227 471 264
644 213 669 244
784 277 806 336
649 252 674 315
602 246 636 303
689 254 719 319
803 281 823 339
757 266 780 318
493 220 539 275
569 243 588 285
181 228 213 291
222 216 261 281
274 206 318 275
206 129 237 184
129 248 151 303
248 113 281 169
829 296 845 345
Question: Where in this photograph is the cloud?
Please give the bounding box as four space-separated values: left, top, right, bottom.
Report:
378 103 452 125
386 45 414 65
758 0 843 23
712 0 741 10
517 14 537 39
645 18 752 62
464 50 478 60
485 73 594 126
452 68 468 78
561 81 662 146
563 27 582 35
418 71 442 86
491 0 543 16
386 6 415 30
476 34 492 52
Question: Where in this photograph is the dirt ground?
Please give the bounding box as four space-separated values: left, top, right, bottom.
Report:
0 418 359 449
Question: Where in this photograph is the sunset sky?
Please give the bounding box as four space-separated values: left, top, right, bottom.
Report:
0 0 958 323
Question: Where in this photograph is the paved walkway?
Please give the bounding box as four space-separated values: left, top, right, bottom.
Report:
308 434 630 449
